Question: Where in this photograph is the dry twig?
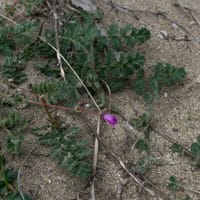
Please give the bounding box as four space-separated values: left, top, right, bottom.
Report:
52 0 66 80
90 115 101 200
107 0 199 41
174 2 200 26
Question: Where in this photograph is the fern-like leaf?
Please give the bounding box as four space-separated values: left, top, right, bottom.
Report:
40 127 92 179
153 63 186 86
31 80 80 107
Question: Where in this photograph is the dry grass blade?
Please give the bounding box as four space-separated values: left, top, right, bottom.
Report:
52 0 66 80
90 115 101 200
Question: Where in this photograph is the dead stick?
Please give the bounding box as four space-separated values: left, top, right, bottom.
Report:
109 1 196 39
174 2 200 15
52 0 66 80
174 2 200 26
90 115 101 200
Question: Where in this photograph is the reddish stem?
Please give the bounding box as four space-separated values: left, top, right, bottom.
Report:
28 99 99 116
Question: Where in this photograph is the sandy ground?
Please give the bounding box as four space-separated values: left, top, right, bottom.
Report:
0 0 200 200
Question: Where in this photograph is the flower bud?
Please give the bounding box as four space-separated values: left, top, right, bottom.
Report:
102 113 118 127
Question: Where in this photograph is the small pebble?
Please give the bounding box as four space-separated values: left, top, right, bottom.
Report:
158 30 168 39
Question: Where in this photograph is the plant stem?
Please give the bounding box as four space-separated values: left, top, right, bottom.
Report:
38 36 102 114
39 96 58 128
28 99 99 115
0 12 101 113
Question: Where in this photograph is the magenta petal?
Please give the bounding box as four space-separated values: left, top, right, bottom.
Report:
102 113 118 126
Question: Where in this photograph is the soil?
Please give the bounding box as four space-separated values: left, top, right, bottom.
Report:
1 0 200 200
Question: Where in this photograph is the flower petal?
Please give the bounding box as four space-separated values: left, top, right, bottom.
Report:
102 113 118 126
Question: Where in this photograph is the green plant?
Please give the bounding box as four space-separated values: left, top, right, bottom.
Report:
130 112 153 139
168 175 179 191
0 56 27 84
0 155 32 199
39 127 92 179
190 136 200 165
171 143 184 154
0 94 23 107
135 139 149 153
133 63 186 103
52 12 150 95
128 155 160 175
0 110 29 154
0 19 38 56
31 80 80 107
0 18 39 84
168 176 190 199
0 2 189 198
18 0 45 16
171 135 200 165
0 21 15 56
34 61 61 78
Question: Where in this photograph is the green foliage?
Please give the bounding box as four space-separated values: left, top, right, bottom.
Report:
130 113 152 130
129 155 160 175
153 63 186 86
190 141 200 164
0 56 27 84
31 80 80 107
168 175 179 191
130 112 153 139
39 127 92 179
135 139 149 153
133 63 186 103
34 62 60 78
0 19 38 56
18 0 45 15
107 23 150 49
0 110 29 154
12 21 38 45
171 143 184 154
0 3 189 195
57 12 149 94
0 19 39 84
0 155 32 199
171 135 200 165
0 22 15 56
7 130 25 154
0 94 23 107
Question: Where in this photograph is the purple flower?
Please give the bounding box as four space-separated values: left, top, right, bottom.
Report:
102 113 118 127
